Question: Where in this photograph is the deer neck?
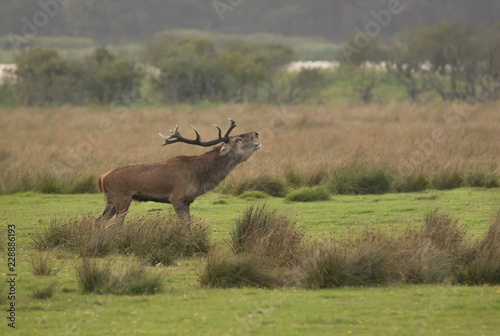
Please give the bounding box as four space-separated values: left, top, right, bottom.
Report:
196 146 241 194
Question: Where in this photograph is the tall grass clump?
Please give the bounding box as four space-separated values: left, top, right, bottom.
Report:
226 175 289 197
31 253 58 276
285 186 330 202
432 170 464 190
125 214 210 265
32 282 57 299
69 174 98 194
31 218 75 250
423 209 466 258
456 212 500 284
32 214 209 264
303 234 391 288
31 215 122 257
303 209 470 288
77 258 163 295
393 172 430 192
466 171 499 188
230 205 304 267
330 168 393 195
200 248 282 288
285 165 329 188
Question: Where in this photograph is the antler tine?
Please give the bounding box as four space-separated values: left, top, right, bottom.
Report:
190 125 202 142
213 124 222 139
223 119 237 138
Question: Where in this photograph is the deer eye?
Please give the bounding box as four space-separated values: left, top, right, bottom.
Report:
234 138 241 143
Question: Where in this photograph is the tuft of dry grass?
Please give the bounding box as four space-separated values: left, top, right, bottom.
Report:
456 212 500 284
77 258 163 295
31 253 58 276
230 205 304 267
199 248 283 288
32 282 57 299
302 209 472 288
32 213 210 265
125 214 210 265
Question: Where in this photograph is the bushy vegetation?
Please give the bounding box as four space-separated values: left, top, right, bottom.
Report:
3 20 500 106
32 214 210 265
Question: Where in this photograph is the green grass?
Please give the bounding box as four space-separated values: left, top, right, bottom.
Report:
1 189 500 335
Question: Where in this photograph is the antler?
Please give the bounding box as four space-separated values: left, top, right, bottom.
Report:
159 119 237 147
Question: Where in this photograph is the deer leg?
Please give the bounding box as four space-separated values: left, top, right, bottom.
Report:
172 201 191 228
113 197 132 226
96 200 116 226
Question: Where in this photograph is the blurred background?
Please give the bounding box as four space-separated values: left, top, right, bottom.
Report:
1 0 499 105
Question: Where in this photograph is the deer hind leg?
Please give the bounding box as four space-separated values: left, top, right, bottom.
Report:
96 198 116 226
113 196 132 226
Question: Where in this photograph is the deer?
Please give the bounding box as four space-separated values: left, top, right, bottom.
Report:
96 119 260 226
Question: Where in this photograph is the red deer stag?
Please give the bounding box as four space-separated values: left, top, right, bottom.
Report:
97 119 260 225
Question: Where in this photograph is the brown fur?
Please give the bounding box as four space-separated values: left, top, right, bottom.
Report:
97 132 260 225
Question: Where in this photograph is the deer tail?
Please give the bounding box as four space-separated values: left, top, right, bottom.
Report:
97 175 103 193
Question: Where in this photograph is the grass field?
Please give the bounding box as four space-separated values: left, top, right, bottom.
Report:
0 102 499 335
1 189 500 336
0 102 499 195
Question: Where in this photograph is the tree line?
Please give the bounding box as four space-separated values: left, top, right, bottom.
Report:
1 20 500 106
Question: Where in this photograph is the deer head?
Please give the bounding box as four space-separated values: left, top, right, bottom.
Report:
159 119 261 161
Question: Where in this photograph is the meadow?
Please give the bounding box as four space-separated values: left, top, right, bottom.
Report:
1 190 500 335
0 103 499 335
0 102 499 195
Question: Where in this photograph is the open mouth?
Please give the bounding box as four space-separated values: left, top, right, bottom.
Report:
254 142 261 150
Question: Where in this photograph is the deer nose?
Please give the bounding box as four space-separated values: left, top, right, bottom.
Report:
255 132 260 138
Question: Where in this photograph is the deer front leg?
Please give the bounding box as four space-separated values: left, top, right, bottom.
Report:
172 200 191 228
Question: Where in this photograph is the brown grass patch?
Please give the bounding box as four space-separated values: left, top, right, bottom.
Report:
0 103 498 194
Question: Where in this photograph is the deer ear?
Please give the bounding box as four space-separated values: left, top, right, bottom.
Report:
219 144 231 156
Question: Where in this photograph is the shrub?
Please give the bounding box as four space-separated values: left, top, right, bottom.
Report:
77 258 163 295
200 249 281 288
285 186 330 202
32 282 57 300
31 253 58 276
330 169 393 195
230 205 304 267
